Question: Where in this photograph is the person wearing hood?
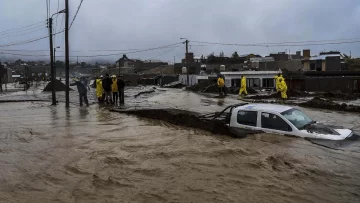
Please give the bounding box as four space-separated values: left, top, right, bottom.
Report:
70 78 89 106
275 73 283 92
117 75 125 104
239 75 247 98
102 74 113 104
279 78 288 102
111 75 119 105
217 76 225 96
95 76 104 102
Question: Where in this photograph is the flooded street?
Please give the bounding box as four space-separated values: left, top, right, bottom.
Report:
1 88 360 202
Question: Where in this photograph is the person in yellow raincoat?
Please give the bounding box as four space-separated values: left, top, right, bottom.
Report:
279 78 288 102
239 75 247 98
217 77 225 96
111 75 119 105
95 77 104 102
274 73 283 92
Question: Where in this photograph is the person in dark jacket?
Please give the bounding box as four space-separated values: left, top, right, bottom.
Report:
71 78 89 106
102 74 113 104
117 75 125 104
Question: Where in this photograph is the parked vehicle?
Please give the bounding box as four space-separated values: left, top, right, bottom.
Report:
201 103 356 141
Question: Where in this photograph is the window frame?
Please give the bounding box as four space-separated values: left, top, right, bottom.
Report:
236 110 258 127
260 111 293 132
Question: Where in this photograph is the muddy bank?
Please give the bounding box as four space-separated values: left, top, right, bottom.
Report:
299 97 360 113
43 79 73 92
110 108 261 137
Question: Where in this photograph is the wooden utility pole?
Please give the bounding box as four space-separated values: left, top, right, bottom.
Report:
65 0 70 107
49 17 56 105
185 40 189 86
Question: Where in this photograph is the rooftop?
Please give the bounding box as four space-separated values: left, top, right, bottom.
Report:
309 54 343 61
237 103 293 113
220 71 280 75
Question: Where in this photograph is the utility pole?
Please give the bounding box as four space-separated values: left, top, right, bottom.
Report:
185 40 189 86
49 17 56 105
65 0 70 107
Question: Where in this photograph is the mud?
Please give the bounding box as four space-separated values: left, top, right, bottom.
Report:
299 97 360 113
1 102 360 203
110 108 261 138
134 88 156 98
1 87 360 203
43 79 73 92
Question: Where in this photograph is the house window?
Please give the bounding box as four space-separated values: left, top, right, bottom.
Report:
261 112 292 132
354 80 359 93
237 111 257 127
310 63 316 71
262 78 275 88
248 78 260 88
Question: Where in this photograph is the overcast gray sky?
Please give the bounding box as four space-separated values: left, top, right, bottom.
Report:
1 0 360 63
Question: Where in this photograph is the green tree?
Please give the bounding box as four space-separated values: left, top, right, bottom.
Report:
232 51 239 59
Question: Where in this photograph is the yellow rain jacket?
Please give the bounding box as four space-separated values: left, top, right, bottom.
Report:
112 78 118 92
96 79 103 98
217 77 225 87
239 77 247 95
275 75 284 92
279 79 288 99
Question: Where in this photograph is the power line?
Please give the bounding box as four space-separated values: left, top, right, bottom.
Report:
56 14 65 46
149 46 180 60
0 30 64 48
69 0 84 29
0 21 46 35
0 52 49 57
191 39 360 47
0 27 46 40
75 42 182 58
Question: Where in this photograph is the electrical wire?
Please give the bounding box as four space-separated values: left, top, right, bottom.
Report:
69 0 84 29
56 14 65 46
0 27 46 40
191 39 360 47
0 30 64 48
0 42 181 58
0 21 46 35
75 42 182 58
149 46 180 60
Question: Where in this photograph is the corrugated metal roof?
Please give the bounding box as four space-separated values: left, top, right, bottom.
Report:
220 71 280 75
310 54 342 60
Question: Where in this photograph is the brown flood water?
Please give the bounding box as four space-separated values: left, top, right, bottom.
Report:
1 89 360 203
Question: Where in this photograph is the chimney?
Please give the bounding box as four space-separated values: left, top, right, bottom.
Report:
303 49 310 59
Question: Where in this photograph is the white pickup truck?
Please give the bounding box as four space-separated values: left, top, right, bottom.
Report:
227 103 354 140
200 103 358 149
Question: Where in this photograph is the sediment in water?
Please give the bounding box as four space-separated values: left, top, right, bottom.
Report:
110 108 261 137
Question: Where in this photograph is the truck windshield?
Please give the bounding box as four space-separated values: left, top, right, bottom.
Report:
281 108 313 129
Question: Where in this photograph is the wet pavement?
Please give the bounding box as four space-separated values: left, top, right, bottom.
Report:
1 85 360 202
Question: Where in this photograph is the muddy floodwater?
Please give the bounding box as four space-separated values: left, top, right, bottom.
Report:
1 88 360 202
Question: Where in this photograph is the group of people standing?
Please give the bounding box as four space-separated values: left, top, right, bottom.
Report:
95 74 125 105
216 73 288 101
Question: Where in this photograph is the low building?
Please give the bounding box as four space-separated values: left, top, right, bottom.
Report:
302 52 343 71
178 71 280 89
284 71 360 93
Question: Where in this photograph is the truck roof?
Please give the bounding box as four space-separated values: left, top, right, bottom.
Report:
237 103 293 113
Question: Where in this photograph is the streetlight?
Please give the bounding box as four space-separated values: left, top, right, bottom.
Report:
49 9 65 105
180 38 189 86
54 46 60 79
